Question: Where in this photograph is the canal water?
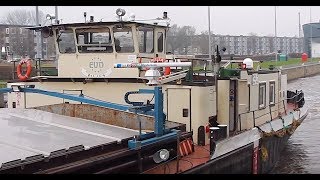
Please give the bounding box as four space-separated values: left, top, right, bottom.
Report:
271 75 320 174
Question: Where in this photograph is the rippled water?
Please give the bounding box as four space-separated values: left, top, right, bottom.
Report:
271 75 320 174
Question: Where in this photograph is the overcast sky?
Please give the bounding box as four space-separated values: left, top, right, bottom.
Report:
0 6 319 37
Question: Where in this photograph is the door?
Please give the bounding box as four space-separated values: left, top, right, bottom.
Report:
167 88 191 131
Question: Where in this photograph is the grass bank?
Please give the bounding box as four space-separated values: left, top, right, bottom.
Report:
0 81 6 88
227 58 320 69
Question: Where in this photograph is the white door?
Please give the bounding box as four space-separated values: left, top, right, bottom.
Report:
167 88 191 131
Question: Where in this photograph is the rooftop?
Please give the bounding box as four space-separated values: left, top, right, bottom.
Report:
27 21 168 31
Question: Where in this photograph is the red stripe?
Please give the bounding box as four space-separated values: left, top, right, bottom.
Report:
179 139 194 157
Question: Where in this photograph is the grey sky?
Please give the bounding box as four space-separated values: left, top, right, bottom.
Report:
0 6 318 37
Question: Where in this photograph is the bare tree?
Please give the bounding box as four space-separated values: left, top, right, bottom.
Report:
167 24 196 54
0 9 52 59
248 32 258 36
2 9 46 26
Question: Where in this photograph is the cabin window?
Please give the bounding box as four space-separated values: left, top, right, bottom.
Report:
258 82 266 109
137 27 154 53
269 81 275 105
10 28 16 34
75 28 113 53
113 27 134 53
57 29 76 53
157 32 163 52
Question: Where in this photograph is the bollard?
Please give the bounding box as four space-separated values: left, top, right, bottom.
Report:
209 127 220 155
218 124 228 139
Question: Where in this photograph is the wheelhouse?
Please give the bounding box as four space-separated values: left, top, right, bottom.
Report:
30 21 168 79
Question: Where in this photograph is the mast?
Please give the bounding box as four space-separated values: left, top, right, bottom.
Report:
208 6 219 123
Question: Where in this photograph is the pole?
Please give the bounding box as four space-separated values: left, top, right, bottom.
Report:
298 12 301 38
208 6 212 60
208 6 219 123
55 6 59 24
274 6 277 62
35 6 42 60
310 7 313 58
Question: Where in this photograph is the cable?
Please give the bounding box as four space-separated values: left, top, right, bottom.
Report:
179 159 194 169
149 95 155 103
142 155 178 174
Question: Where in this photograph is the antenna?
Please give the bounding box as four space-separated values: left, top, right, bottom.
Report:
90 16 94 22
163 12 168 19
84 12 87 23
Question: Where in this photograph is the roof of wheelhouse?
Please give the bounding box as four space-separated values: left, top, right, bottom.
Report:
27 21 168 31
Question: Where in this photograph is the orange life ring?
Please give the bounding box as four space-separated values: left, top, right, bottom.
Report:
17 58 32 81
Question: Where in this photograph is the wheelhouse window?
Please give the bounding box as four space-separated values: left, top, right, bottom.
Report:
57 29 76 53
259 82 266 109
75 28 113 53
157 32 163 52
113 26 134 53
269 81 275 105
137 26 154 53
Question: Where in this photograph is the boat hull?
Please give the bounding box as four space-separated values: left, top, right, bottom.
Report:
183 111 308 174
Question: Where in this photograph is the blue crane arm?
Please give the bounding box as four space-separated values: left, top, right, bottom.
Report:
0 86 176 150
0 88 12 94
0 87 130 111
22 88 130 111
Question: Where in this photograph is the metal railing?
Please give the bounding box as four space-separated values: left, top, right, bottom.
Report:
137 56 216 84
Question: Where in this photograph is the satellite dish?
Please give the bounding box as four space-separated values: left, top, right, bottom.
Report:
41 27 53 38
152 149 170 163
243 58 253 69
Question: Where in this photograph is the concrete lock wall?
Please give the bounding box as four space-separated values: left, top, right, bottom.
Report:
282 63 320 81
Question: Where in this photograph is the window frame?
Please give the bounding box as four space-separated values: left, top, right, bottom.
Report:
157 32 164 53
113 26 135 53
56 29 76 54
137 26 154 53
269 81 275 106
258 82 266 109
5 28 9 34
10 28 16 34
75 27 113 53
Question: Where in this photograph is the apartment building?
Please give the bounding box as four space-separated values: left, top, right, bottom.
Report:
177 34 304 56
0 24 55 60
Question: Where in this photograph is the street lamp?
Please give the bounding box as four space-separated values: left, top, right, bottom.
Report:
274 6 277 62
208 6 212 60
